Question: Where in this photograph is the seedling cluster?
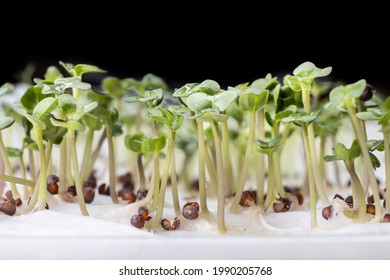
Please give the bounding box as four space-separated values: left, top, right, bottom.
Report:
0 61 389 234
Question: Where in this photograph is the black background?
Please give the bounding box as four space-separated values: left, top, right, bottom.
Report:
1 12 389 94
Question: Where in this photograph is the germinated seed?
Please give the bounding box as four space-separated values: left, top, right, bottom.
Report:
382 213 390 223
136 189 147 201
161 218 172 230
322 205 333 220
67 186 77 197
14 198 22 206
83 187 95 204
121 189 136 203
182 205 198 220
345 196 353 208
47 174 59 194
138 207 151 221
0 197 16 216
366 204 375 215
98 183 107 195
183 201 199 213
239 190 255 207
273 198 291 213
171 217 180 230
131 215 145 229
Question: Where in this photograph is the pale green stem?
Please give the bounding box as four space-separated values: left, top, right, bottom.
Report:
0 131 20 198
236 132 243 183
87 130 107 177
382 127 390 213
345 161 366 223
45 140 53 175
204 145 217 196
302 125 317 228
0 174 35 187
19 154 29 200
151 131 174 228
59 137 67 195
270 122 285 198
196 119 209 214
105 121 118 203
80 128 94 183
272 152 286 198
27 144 36 181
170 145 181 216
145 151 160 207
332 136 343 188
69 129 89 216
35 128 47 211
384 127 390 213
210 121 226 233
346 101 381 222
137 153 146 190
319 134 326 185
357 101 370 194
25 173 42 212
264 153 276 211
221 120 233 196
302 88 330 206
230 111 256 213
256 110 265 205
66 136 74 186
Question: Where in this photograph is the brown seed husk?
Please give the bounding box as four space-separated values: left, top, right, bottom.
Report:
138 207 151 221
322 205 333 220
0 197 16 216
83 187 95 204
182 205 199 220
121 189 136 203
366 204 376 215
382 214 390 223
131 215 145 229
239 191 255 207
161 218 172 230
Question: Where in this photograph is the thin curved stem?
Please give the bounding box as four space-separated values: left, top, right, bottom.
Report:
0 174 35 187
230 111 256 213
221 120 233 196
34 128 47 211
59 136 67 195
0 131 20 198
211 121 226 233
170 136 181 216
256 110 265 205
151 131 174 228
302 125 317 228
196 119 209 214
137 153 146 190
346 101 381 222
87 129 107 177
383 127 390 213
105 121 118 204
148 151 160 209
302 88 330 206
264 153 276 211
69 129 89 216
346 161 366 223
80 128 94 183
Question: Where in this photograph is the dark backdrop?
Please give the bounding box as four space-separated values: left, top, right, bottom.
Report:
1 18 389 94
